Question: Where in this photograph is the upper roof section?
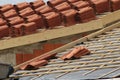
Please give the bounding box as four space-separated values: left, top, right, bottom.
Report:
0 0 120 50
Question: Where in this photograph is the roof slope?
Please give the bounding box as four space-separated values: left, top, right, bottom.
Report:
11 23 120 80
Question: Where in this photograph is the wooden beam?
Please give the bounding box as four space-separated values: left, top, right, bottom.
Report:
101 10 120 26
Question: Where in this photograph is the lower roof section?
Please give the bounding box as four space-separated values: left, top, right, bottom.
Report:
11 20 120 80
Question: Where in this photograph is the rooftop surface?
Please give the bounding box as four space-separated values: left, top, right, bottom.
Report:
11 25 120 80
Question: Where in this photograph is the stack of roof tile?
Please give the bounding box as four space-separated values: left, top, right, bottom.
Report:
35 5 54 14
20 60 48 70
0 25 9 38
20 52 57 70
0 0 120 39
72 1 90 10
26 14 45 29
61 46 90 60
90 0 110 14
61 9 77 26
0 0 46 38
43 12 61 28
30 0 45 9
19 46 90 70
0 4 14 12
111 0 120 11
15 2 31 11
19 7 35 18
77 7 96 22
47 0 65 7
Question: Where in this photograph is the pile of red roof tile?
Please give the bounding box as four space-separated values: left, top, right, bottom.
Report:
0 0 120 39
20 46 90 70
111 0 120 11
61 46 90 60
20 51 57 70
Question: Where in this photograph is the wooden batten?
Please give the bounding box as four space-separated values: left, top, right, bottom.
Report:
101 10 120 26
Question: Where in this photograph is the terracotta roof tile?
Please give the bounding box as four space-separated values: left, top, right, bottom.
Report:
0 4 14 12
16 2 30 11
20 60 48 70
61 46 90 60
47 0 65 7
55 2 71 12
30 0 45 9
0 25 9 38
111 0 120 11
61 9 78 26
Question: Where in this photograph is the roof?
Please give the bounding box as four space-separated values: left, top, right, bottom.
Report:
0 0 120 51
10 23 120 80
0 0 103 50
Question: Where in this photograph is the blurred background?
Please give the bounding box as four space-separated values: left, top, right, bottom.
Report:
0 0 49 5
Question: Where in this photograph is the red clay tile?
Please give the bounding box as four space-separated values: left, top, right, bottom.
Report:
23 22 37 35
0 4 14 12
13 24 24 35
7 16 21 21
27 14 45 29
30 0 45 9
43 12 61 28
61 9 78 26
0 18 7 26
19 52 57 70
19 7 35 18
90 0 110 14
72 1 90 10
29 60 48 68
0 14 2 18
3 9 18 18
74 48 90 58
67 0 78 3
60 46 90 60
35 5 54 14
10 22 37 36
0 25 9 39
20 60 48 70
9 17 24 26
35 5 47 12
16 2 30 11
19 7 31 13
77 7 96 22
39 52 57 60
111 0 120 11
61 47 83 60
9 23 24 37
54 2 71 12
47 0 65 7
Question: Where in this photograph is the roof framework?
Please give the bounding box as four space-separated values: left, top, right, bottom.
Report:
11 21 120 80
